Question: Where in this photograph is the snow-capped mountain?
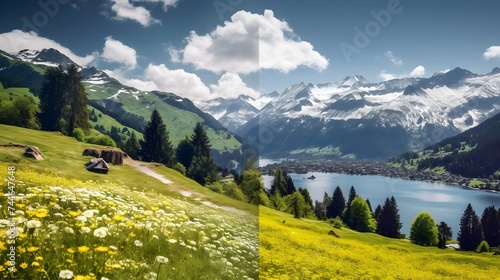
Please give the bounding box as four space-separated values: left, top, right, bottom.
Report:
236 67 500 159
196 95 259 133
17 48 76 69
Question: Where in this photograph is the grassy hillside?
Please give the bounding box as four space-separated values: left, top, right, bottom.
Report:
260 206 500 279
389 112 500 184
0 124 258 279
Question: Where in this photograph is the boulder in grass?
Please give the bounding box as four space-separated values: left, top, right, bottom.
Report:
100 149 124 165
85 158 109 174
82 148 101 157
24 146 43 160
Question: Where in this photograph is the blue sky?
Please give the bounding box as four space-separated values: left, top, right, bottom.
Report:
1 0 500 101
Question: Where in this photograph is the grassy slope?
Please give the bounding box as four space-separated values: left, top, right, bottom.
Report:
85 82 241 150
260 206 500 280
0 83 39 102
0 124 255 214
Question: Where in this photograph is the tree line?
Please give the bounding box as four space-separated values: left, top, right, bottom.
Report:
267 165 500 252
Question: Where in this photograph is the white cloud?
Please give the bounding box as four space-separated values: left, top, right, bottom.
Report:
136 0 180 11
177 9 328 74
379 65 426 81
144 63 211 100
378 70 399 81
483 46 500 60
103 69 159 91
0 30 95 66
384 50 403 66
102 36 138 69
209 72 259 100
110 0 161 27
410 65 425 77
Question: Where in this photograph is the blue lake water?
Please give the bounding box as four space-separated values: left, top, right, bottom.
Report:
262 172 500 239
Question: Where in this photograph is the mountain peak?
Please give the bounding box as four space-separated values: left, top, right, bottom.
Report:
490 67 500 75
339 75 370 87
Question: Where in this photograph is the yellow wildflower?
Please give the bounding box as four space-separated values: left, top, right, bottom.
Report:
95 246 108 252
26 210 36 217
151 206 159 211
129 232 136 237
35 256 43 261
125 221 135 227
20 263 28 269
0 265 4 272
18 233 27 239
67 248 75 254
78 246 90 253
110 264 122 269
35 208 49 218
162 201 170 206
31 262 40 267
18 246 26 253
0 242 6 251
112 215 124 222
69 211 81 217
16 203 25 209
27 246 40 252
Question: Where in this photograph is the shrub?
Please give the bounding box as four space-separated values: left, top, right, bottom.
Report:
410 212 438 246
476 241 490 253
328 217 345 229
72 128 85 142
85 134 116 147
222 183 247 202
172 162 186 175
207 182 223 194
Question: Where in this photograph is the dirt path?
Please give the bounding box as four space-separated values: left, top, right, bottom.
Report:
124 158 246 215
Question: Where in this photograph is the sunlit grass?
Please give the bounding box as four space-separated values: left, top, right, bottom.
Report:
259 206 500 279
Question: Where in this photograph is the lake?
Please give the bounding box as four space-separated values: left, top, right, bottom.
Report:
262 172 500 239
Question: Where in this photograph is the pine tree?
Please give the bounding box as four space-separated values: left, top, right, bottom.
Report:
327 186 345 218
285 170 296 195
458 203 484 251
377 196 402 238
300 188 314 211
187 122 217 185
140 109 174 166
61 64 90 135
123 131 141 159
39 66 66 131
437 221 452 249
481 205 499 247
270 166 288 196
342 186 357 222
240 159 267 206
286 191 307 219
175 136 194 170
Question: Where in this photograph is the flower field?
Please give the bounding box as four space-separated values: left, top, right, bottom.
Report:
259 206 500 280
0 165 258 279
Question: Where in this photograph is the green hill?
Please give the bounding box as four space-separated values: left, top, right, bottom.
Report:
0 124 258 279
389 112 500 181
0 51 248 169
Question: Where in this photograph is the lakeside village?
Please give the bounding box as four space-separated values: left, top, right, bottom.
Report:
260 160 500 192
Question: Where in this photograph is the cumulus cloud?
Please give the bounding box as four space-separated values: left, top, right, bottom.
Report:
209 73 259 100
103 69 159 92
384 50 403 66
144 63 211 100
379 65 426 81
483 46 500 60
410 65 425 77
102 36 138 69
378 70 399 81
176 9 328 74
0 30 95 66
110 0 161 26
137 0 180 11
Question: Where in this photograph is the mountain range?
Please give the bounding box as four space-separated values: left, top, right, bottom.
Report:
229 68 500 159
2 46 500 162
0 48 247 170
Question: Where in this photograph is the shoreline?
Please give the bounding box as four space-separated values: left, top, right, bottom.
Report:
260 160 500 194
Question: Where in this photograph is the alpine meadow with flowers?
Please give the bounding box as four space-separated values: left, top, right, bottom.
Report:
0 125 258 280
